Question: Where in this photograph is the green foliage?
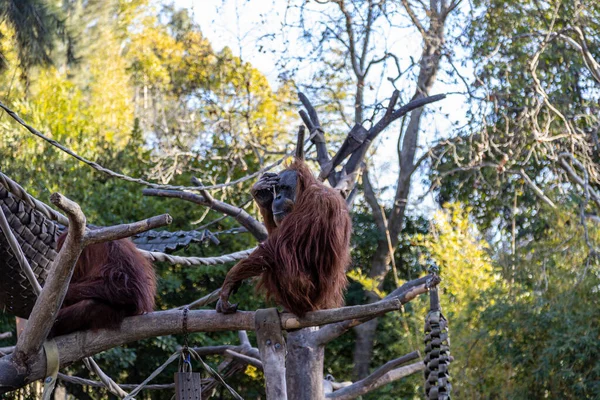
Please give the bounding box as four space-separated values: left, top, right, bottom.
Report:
0 0 70 71
0 2 288 398
476 207 600 398
415 203 500 398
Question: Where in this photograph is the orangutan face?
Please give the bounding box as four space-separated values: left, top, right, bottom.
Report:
272 170 297 226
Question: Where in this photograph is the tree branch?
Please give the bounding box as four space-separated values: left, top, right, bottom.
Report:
0 280 438 392
224 349 263 370
401 0 427 38
142 188 268 241
315 274 439 344
13 193 86 362
84 214 172 246
518 169 556 209
326 361 425 399
362 169 387 234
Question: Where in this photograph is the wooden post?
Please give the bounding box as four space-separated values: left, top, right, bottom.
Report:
286 327 325 400
255 308 287 400
175 372 202 400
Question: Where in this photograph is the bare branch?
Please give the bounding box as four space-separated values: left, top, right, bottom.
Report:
518 169 556 209
401 0 427 38
14 193 86 361
336 0 363 77
316 275 439 344
84 214 172 246
362 169 387 234
369 94 446 141
326 361 425 399
558 153 600 209
0 99 290 193
298 92 332 182
224 349 263 370
143 188 268 241
296 125 306 160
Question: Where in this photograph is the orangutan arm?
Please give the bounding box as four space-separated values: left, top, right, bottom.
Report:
216 246 271 314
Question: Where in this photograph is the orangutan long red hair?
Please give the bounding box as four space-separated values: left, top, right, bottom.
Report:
49 234 156 337
217 158 352 316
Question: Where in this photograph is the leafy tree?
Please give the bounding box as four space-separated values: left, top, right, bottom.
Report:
0 0 69 71
0 3 294 398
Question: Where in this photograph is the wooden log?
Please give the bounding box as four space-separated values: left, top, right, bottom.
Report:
255 308 287 400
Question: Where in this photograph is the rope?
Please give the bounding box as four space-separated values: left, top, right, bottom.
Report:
58 373 176 391
0 100 289 192
0 170 69 225
84 357 129 398
139 247 255 266
123 351 181 400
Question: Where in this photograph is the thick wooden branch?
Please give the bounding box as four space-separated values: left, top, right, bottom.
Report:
142 188 268 241
339 94 447 188
1 284 436 392
328 351 419 399
281 298 403 331
346 351 419 392
315 275 439 344
326 361 424 400
298 92 334 185
370 94 446 141
84 214 172 245
0 333 12 341
256 308 287 399
13 193 86 363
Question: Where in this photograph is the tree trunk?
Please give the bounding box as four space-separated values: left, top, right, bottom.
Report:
286 327 324 400
351 319 378 380
352 7 447 379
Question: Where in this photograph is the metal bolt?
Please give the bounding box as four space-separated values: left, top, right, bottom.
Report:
266 339 272 346
275 343 281 349
45 377 53 383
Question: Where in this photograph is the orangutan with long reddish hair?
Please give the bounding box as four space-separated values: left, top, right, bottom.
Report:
216 158 352 316
49 235 156 337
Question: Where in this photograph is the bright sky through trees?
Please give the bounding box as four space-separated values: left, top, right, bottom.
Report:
174 0 472 210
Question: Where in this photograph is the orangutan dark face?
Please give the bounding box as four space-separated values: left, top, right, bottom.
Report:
272 170 297 226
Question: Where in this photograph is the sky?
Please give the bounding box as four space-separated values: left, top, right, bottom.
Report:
172 0 474 215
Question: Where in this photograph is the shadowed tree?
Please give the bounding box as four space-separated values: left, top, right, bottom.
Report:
0 0 71 71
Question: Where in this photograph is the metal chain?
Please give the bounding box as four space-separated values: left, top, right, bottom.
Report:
424 265 452 400
179 307 192 373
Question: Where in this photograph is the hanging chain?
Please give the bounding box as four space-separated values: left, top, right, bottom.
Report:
424 264 452 400
179 306 192 373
